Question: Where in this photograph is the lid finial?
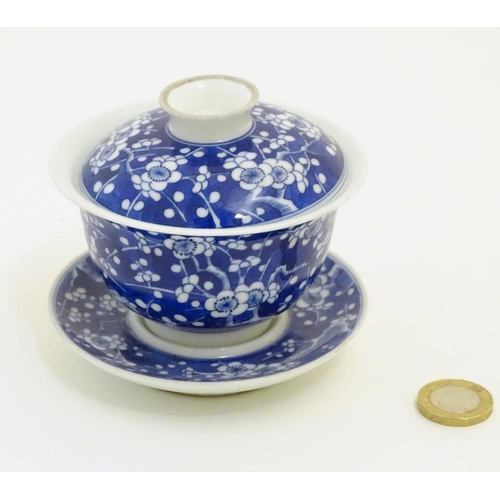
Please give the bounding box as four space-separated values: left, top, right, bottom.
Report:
159 75 259 144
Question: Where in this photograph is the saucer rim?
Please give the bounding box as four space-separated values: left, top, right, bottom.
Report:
49 251 367 395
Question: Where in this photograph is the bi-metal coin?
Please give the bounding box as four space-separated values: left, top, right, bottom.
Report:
417 379 493 427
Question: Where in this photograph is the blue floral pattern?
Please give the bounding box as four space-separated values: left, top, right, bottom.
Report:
82 210 335 330
81 103 345 229
53 254 363 382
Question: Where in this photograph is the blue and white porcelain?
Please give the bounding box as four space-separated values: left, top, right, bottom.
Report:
82 210 335 330
50 75 367 342
80 100 345 229
50 253 365 395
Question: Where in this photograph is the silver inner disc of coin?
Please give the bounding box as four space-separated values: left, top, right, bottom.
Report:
430 385 481 413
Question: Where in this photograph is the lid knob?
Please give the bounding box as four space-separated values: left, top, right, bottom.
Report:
159 75 259 144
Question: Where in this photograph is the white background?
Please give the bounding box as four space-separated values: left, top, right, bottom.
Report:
0 28 499 472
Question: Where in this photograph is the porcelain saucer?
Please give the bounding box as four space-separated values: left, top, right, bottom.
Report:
50 253 366 396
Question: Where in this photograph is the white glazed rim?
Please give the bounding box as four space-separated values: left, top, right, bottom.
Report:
49 100 368 237
158 74 260 120
48 251 368 395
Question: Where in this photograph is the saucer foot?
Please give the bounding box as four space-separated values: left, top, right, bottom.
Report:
128 311 289 359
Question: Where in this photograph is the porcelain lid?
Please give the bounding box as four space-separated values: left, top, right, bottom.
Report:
80 75 345 229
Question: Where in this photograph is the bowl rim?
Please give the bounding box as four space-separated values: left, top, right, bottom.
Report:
49 100 368 236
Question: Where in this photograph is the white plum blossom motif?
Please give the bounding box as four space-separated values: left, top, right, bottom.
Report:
228 255 261 273
265 111 321 139
75 328 91 340
291 162 308 193
268 133 295 150
235 282 269 310
89 140 127 173
266 112 297 131
326 140 338 156
133 232 151 254
223 152 273 191
131 155 186 201
64 287 87 302
83 213 104 228
296 274 333 311
99 257 118 277
143 125 155 135
113 121 142 144
296 120 321 140
182 366 195 378
115 112 152 137
204 290 249 318
267 282 281 303
83 333 128 352
175 275 199 303
99 293 126 312
82 100 344 231
223 151 258 170
219 238 247 251
192 165 211 193
132 137 162 149
68 307 83 323
288 220 320 249
216 361 262 378
266 159 294 190
164 236 206 260
57 252 362 382
232 162 273 191
202 237 216 257
303 220 322 243
282 339 296 353
68 307 91 323
134 270 160 283
88 113 154 174
256 158 299 191
133 112 153 126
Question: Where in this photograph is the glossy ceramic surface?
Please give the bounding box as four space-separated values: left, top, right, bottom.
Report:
81 103 345 229
50 253 365 395
83 210 335 330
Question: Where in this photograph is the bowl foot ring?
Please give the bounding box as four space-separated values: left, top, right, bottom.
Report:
127 311 289 359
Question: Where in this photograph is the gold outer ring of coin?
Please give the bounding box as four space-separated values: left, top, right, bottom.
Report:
417 379 493 427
